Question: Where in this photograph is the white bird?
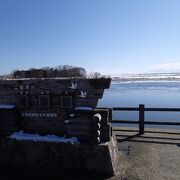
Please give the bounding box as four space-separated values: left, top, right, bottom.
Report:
69 82 77 89
80 91 86 98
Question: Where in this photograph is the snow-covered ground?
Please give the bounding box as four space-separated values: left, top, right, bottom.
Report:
9 131 79 144
111 73 180 82
75 106 93 111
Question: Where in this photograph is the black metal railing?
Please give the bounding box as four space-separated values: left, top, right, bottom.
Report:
111 104 180 134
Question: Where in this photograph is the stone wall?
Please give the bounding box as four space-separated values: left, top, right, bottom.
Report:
0 135 118 177
0 108 112 144
0 109 18 136
0 78 111 137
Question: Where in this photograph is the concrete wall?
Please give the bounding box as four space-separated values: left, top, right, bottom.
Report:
0 135 118 177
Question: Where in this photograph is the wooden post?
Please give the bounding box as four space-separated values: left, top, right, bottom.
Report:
109 108 112 123
108 108 113 136
139 104 145 134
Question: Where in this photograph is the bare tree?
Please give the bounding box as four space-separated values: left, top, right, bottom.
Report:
12 65 87 78
93 72 101 78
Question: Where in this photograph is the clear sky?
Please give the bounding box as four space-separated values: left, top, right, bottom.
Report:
0 0 180 75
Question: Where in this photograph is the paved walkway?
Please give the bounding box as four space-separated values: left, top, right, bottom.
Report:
110 127 180 180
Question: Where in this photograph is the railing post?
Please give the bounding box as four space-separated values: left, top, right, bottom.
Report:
139 104 145 134
109 108 112 123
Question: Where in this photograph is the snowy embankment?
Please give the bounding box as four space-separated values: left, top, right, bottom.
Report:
9 131 79 144
111 73 180 83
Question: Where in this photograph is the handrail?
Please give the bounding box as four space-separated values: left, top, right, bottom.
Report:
112 120 139 124
112 120 180 126
113 107 180 112
145 108 180 112
112 104 180 134
113 107 139 111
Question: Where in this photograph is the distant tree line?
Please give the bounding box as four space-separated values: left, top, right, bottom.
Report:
12 65 87 78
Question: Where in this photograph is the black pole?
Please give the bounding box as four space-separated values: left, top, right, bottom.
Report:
139 104 145 134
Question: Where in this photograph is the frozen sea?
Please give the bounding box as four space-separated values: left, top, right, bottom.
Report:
98 81 180 129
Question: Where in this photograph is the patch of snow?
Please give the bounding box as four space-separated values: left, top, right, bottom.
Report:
9 131 79 144
75 106 93 111
69 113 75 118
93 113 102 122
0 103 15 109
111 73 180 82
64 120 70 124
112 80 180 84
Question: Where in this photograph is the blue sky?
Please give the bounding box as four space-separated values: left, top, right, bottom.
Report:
0 0 180 75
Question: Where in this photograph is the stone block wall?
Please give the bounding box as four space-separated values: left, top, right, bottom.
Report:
0 109 18 136
0 135 118 177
